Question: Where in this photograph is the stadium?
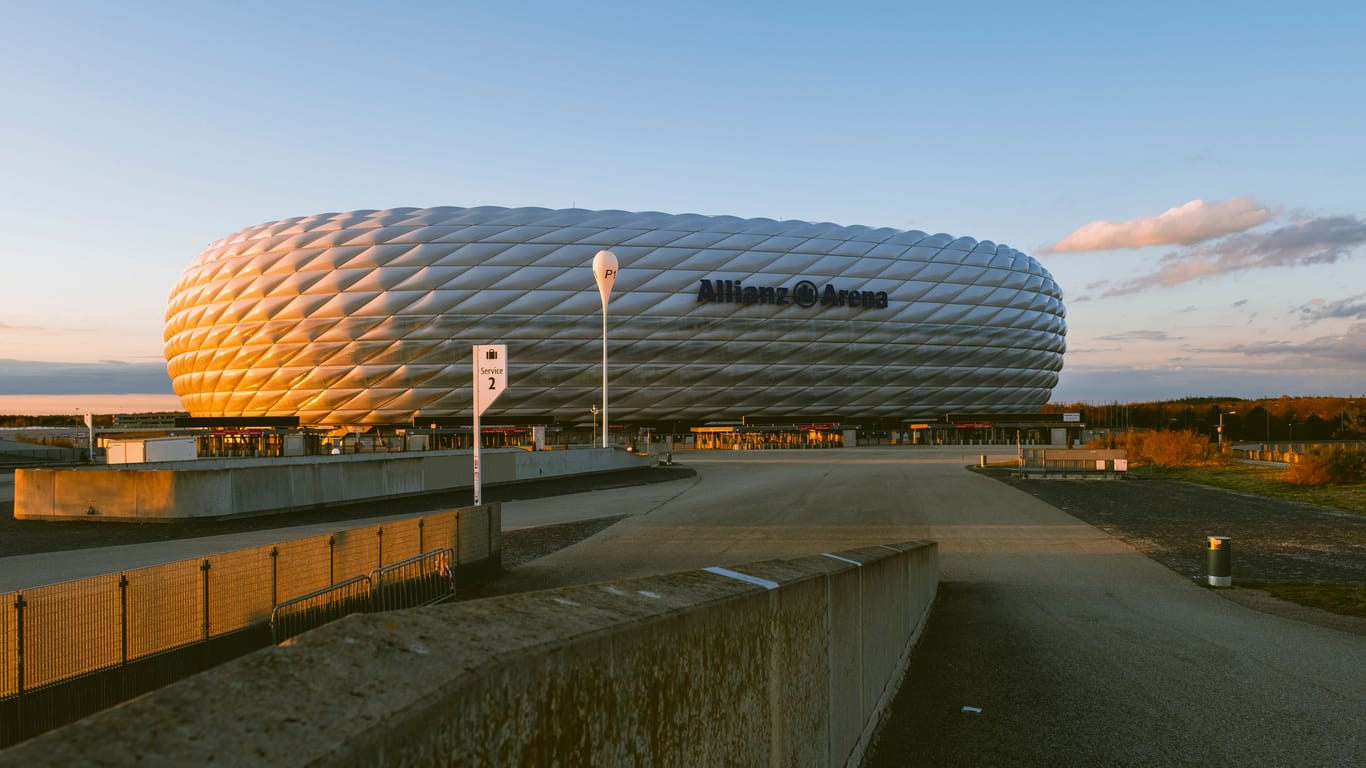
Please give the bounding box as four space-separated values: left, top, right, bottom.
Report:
163 206 1067 440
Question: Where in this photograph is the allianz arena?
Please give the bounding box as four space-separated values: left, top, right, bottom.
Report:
164 206 1067 427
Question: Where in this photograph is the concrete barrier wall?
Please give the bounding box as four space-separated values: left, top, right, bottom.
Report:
15 447 650 521
2 541 938 767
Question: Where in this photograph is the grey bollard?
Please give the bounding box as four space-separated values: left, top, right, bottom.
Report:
1206 536 1232 587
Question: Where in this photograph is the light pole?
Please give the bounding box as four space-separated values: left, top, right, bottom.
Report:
592 250 618 448
1218 410 1236 449
591 404 598 446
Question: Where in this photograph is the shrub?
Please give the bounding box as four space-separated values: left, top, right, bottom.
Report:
1287 446 1366 485
1086 429 1215 467
1132 429 1216 467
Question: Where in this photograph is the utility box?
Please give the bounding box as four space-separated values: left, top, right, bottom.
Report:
283 433 306 457
105 436 198 464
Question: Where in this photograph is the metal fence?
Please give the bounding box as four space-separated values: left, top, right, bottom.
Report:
0 505 498 747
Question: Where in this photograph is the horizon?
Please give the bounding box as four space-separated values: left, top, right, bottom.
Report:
2 3 1363 402
1 391 1359 420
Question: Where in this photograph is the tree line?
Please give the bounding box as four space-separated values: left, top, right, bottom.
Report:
0 414 116 428
1044 396 1365 442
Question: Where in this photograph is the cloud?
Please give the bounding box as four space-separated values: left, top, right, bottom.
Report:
1091 214 1366 297
1297 293 1366 324
1222 325 1366 365
1095 330 1179 342
0 359 174 395
1231 299 1248 308
1042 197 1272 254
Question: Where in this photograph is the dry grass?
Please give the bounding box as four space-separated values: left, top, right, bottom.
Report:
1139 463 1366 515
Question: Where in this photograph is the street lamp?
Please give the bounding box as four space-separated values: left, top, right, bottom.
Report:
592 250 618 448
1218 410 1236 448
590 404 598 446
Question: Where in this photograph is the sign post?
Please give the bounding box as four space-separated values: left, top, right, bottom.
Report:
472 344 508 506
592 250 618 448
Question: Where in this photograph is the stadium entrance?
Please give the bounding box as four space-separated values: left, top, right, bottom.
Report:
690 424 854 449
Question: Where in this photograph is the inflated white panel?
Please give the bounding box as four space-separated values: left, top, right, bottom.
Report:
165 206 1067 425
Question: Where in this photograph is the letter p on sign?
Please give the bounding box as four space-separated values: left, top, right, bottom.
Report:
593 249 618 309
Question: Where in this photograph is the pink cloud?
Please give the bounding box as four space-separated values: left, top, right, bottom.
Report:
1042 197 1272 254
1091 215 1366 297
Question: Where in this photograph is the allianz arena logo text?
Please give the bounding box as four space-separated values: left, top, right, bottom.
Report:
696 279 890 310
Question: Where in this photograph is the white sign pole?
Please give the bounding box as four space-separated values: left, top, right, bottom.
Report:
472 344 508 506
472 362 482 505
592 250 618 448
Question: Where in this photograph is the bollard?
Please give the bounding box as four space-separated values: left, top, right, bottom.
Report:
979 455 987 468
1206 536 1231 587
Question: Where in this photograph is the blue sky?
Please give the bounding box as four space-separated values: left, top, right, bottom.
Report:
2 0 1364 412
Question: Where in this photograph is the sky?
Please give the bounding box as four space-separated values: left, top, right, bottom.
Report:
2 0 1364 414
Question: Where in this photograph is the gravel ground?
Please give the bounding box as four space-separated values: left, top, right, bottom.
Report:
480 515 628 571
981 468 1366 585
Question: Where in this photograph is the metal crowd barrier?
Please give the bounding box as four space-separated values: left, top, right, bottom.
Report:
269 575 374 646
268 548 456 644
372 549 455 614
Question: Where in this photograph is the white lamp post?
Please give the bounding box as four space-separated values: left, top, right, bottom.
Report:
592 250 618 448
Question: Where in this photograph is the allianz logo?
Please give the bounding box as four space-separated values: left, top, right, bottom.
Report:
696 278 890 309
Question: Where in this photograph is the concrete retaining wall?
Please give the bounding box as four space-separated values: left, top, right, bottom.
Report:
2 541 938 766
15 447 650 521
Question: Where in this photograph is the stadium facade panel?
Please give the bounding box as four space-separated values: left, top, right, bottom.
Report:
164 206 1067 426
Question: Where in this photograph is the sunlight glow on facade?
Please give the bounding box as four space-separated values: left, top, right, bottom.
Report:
164 206 1067 426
